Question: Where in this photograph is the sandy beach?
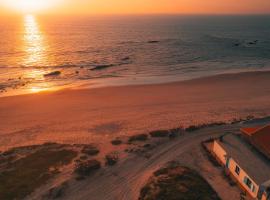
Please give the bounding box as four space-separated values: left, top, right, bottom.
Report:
1 71 270 151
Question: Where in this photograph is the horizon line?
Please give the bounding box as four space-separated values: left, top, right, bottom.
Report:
1 12 270 17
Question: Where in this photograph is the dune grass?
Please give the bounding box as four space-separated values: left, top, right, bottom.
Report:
128 134 148 142
139 164 220 200
149 130 170 137
0 147 77 200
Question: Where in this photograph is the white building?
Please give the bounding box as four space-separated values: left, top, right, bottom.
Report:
212 133 270 200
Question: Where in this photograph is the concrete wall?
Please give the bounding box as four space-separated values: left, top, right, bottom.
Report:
213 140 227 165
212 140 259 199
262 193 267 200
262 191 270 200
228 157 259 198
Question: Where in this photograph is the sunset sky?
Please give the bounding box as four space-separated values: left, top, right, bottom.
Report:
0 0 270 15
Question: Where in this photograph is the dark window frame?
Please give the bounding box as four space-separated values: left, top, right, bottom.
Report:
246 177 252 189
235 165 240 175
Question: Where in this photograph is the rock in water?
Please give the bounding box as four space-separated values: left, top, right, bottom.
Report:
90 64 115 71
147 40 159 44
44 71 61 77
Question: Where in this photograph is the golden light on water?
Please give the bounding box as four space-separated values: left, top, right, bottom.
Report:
23 14 46 67
28 81 61 94
29 87 48 93
22 15 54 94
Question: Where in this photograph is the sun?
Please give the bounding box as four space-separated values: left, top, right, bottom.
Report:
2 0 60 13
18 0 48 12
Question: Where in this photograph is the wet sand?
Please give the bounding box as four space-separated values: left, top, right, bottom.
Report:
1 71 270 151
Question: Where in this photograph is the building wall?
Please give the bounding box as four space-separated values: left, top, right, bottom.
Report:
228 157 259 198
213 140 227 165
261 190 270 200
262 193 267 200
212 140 259 199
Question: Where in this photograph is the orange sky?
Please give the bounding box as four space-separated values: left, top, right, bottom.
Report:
73 0 270 14
1 0 270 15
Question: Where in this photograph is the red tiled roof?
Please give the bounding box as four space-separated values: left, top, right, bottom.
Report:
241 125 270 159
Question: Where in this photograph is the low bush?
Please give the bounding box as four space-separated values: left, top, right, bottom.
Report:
81 145 100 156
75 159 101 176
139 164 221 200
185 122 227 132
149 130 170 137
105 153 119 166
111 139 122 146
128 134 148 142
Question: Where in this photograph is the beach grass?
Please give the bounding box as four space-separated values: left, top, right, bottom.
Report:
0 147 77 200
149 130 170 137
128 134 148 142
139 163 220 200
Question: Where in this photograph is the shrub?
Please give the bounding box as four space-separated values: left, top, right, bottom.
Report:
185 122 227 132
80 155 88 160
128 134 148 142
139 164 221 200
143 144 152 149
149 130 169 137
111 139 122 146
185 125 200 132
75 159 101 176
81 145 100 156
45 182 69 199
105 153 119 166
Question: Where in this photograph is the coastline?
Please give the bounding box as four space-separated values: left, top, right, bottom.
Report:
1 12 270 200
2 68 270 98
1 70 270 151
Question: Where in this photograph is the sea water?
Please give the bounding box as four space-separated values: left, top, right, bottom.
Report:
0 15 270 96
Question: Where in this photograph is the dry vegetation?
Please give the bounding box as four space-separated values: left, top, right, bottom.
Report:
0 116 261 199
0 143 77 200
129 134 149 142
105 152 119 166
81 145 100 156
149 130 170 137
111 139 123 146
139 162 221 200
75 159 101 177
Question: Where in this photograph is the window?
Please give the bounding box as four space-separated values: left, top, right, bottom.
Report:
235 165 240 175
243 177 256 193
243 176 253 189
246 178 252 189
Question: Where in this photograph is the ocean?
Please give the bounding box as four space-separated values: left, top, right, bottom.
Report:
0 15 270 96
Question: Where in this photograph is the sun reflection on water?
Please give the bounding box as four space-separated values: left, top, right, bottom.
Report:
23 14 46 66
29 87 48 93
22 15 53 93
